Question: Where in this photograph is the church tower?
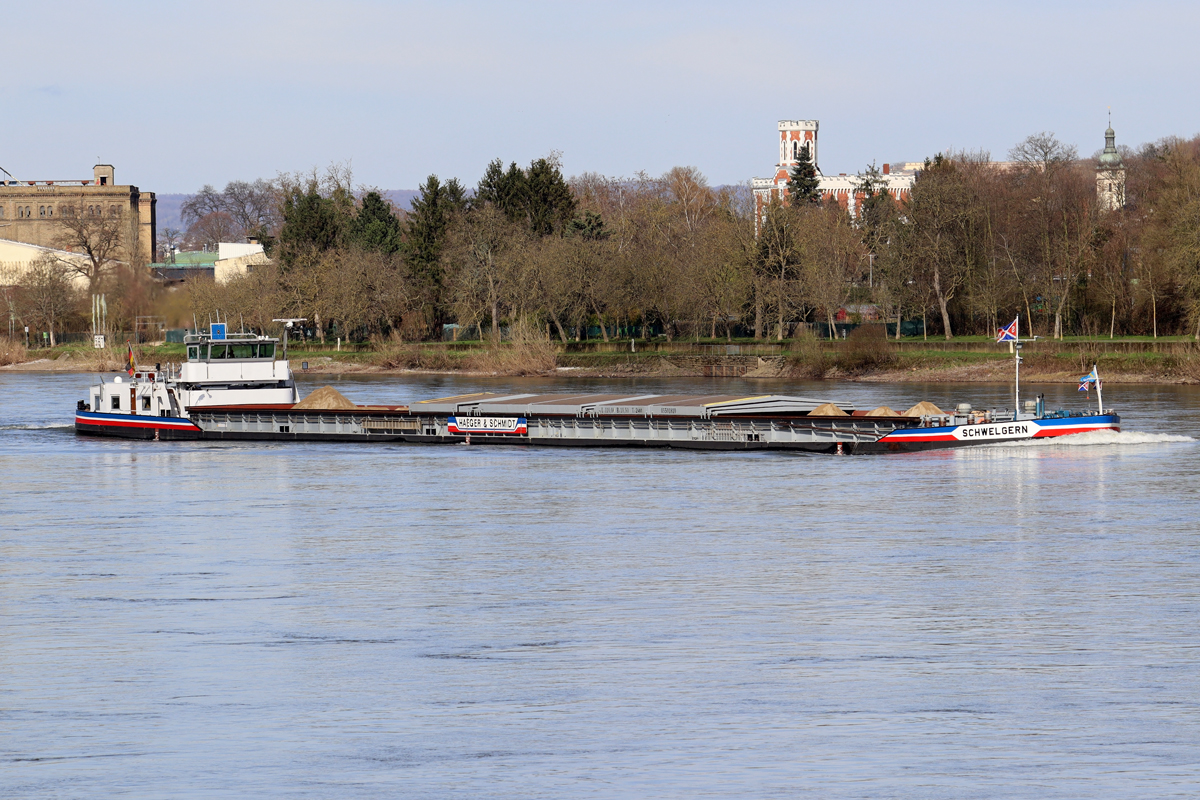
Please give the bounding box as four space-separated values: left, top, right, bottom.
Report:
1097 117 1125 211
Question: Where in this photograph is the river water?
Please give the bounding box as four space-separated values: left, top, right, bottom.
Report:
3 372 1199 798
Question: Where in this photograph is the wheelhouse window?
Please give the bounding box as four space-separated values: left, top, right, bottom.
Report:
187 345 199 361
208 344 228 359
257 342 275 360
229 344 254 359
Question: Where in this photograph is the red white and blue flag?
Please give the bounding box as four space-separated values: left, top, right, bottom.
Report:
996 317 1019 342
1079 366 1100 392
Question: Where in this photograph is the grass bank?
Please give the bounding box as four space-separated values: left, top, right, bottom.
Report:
5 334 1200 384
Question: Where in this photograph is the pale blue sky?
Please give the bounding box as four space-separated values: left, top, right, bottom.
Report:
7 1 1198 193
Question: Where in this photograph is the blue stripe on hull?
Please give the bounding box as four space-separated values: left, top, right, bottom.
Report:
74 411 202 440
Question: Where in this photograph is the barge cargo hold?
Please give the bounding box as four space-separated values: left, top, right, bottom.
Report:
183 392 900 453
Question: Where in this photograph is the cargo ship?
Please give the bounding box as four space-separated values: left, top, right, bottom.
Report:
74 328 1119 454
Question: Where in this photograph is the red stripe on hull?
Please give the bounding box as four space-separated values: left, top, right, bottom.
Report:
1032 425 1118 438
878 433 958 443
75 415 201 432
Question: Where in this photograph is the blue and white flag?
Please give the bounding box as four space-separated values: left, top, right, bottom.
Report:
996 317 1019 342
1079 366 1099 392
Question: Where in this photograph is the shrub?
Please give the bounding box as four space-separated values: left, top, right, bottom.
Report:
834 324 896 374
371 332 419 369
465 320 557 375
0 338 27 366
371 332 455 371
783 331 831 379
88 344 123 372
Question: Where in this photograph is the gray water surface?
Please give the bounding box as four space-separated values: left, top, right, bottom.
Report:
3 373 1199 798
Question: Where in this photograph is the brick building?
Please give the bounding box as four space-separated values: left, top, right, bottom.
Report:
0 164 156 266
751 120 917 223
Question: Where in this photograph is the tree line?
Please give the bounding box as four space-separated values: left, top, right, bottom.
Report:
8 130 1200 346
191 133 1200 345
188 158 767 344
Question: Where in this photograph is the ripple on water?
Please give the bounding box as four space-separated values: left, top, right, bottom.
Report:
3 373 1200 798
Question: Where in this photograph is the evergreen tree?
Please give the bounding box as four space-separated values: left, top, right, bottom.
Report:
347 191 403 254
565 210 608 241
405 175 468 330
475 155 576 236
853 161 887 200
853 162 897 254
278 187 342 267
406 176 468 267
525 157 577 236
247 224 276 257
786 143 821 205
475 159 527 221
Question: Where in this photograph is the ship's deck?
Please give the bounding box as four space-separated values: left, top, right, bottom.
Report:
411 392 855 418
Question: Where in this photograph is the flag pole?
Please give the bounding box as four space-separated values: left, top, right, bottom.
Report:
1095 364 1103 416
1014 316 1020 412
996 316 1027 415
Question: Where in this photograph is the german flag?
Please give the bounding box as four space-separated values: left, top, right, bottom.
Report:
126 343 136 376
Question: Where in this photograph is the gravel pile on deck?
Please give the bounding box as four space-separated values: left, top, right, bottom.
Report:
294 386 357 410
903 401 945 417
809 402 849 417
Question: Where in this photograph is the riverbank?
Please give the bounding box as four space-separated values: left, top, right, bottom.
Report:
4 338 1200 384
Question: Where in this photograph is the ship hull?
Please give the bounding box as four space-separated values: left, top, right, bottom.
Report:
870 414 1120 453
74 411 203 440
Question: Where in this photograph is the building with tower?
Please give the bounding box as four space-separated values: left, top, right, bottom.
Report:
751 119 917 224
0 164 156 272
777 119 819 168
1096 120 1125 212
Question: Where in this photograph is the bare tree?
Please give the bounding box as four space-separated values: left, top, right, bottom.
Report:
1142 137 1200 338
180 185 225 226
756 198 804 340
899 153 1003 339
441 205 522 336
1008 132 1078 169
159 227 183 262
18 255 77 345
181 178 284 245
799 203 865 340
663 166 714 233
222 179 280 234
52 199 125 291
187 211 242 249
697 197 754 340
